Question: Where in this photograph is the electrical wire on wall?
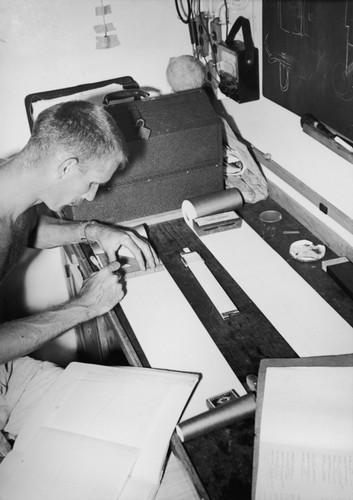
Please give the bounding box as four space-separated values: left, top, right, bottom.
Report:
195 0 222 89
174 0 192 23
174 1 226 92
173 0 259 103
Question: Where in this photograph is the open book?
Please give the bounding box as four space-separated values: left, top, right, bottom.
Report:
0 362 200 500
252 355 353 500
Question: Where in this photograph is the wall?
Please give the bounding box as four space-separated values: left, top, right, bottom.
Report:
0 0 189 157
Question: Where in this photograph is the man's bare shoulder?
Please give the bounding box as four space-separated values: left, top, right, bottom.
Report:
0 207 37 233
0 207 38 282
0 216 11 243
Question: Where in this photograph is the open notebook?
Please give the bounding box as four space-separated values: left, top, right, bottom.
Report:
0 362 200 500
252 354 353 500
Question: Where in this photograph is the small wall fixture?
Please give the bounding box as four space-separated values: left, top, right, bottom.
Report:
94 1 119 49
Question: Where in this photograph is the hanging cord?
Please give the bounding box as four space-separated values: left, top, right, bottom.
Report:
197 1 222 80
174 0 192 24
224 0 229 36
99 0 108 37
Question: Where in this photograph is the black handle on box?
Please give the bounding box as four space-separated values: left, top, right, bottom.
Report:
225 16 255 65
103 89 150 106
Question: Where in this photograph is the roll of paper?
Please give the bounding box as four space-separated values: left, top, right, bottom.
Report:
176 392 256 442
182 188 243 228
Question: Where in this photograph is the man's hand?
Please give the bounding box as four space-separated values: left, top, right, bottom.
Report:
76 261 125 317
86 223 160 270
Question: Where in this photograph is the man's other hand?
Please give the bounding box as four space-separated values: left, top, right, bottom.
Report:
77 261 124 317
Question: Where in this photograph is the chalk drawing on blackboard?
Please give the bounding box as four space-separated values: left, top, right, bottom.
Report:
332 0 353 101
264 34 297 92
278 0 312 36
263 0 353 143
263 0 314 93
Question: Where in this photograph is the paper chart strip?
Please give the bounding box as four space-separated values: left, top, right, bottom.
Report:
181 249 239 319
120 268 246 420
199 222 353 357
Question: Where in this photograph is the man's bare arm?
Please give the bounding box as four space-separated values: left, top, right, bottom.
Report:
0 302 91 365
0 261 124 365
30 215 92 248
31 215 159 270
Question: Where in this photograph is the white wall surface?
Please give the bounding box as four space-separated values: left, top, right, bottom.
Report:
0 0 190 157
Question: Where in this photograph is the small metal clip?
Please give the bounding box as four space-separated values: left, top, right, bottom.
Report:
180 248 204 267
136 118 151 141
136 118 145 128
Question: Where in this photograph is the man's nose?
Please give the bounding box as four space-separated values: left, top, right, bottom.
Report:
83 183 99 201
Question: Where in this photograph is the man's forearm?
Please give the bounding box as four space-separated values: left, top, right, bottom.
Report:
31 215 159 271
30 215 97 249
0 300 94 365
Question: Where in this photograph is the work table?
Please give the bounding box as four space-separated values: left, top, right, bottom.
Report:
147 198 352 500
75 196 353 500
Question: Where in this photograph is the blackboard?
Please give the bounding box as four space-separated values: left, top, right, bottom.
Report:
263 0 353 142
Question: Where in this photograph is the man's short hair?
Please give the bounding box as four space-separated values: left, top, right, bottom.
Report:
26 100 127 169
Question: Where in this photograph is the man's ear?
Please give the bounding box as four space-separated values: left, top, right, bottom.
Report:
57 157 79 179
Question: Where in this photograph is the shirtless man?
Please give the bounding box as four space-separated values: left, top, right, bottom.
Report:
0 100 158 456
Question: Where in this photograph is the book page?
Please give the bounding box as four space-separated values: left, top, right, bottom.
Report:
131 380 201 484
255 442 353 500
254 366 353 499
119 479 158 500
14 364 198 453
0 427 139 500
1 363 199 500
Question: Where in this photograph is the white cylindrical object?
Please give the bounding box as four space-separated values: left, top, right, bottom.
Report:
176 393 256 442
182 188 243 227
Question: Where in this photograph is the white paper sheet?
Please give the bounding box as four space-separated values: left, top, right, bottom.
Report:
183 255 238 318
120 269 247 420
199 222 353 356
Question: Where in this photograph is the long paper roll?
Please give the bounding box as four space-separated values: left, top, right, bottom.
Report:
182 188 244 227
176 393 256 442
